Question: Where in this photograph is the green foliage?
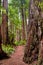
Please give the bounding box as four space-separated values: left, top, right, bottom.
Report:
8 31 15 44
14 40 26 46
38 2 43 11
0 17 2 25
2 44 15 54
2 8 6 14
14 41 19 46
8 0 30 46
8 5 22 29
11 0 29 17
0 6 2 25
11 0 29 8
35 0 43 11
19 40 26 45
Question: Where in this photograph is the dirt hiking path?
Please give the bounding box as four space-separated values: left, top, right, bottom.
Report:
0 45 28 65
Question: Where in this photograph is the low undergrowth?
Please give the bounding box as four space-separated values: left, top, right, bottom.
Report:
2 44 15 55
14 40 26 46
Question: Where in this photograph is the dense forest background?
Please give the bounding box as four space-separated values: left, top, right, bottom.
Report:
0 0 43 65
0 0 30 53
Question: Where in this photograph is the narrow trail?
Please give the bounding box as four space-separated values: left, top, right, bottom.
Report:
0 45 28 65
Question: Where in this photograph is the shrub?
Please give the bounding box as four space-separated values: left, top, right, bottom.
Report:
14 40 26 46
2 44 15 55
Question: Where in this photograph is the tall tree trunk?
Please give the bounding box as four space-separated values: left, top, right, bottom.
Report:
0 0 2 53
37 0 43 65
21 1 26 41
24 9 28 41
15 29 21 42
23 0 43 65
2 0 8 44
0 26 2 53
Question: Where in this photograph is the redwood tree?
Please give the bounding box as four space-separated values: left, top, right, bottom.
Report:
23 0 43 65
0 0 2 53
2 0 8 44
20 0 26 41
0 26 2 53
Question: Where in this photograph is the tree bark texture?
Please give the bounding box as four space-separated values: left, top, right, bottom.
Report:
23 0 43 65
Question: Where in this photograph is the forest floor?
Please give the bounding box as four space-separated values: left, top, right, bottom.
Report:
0 45 28 65
0 45 37 65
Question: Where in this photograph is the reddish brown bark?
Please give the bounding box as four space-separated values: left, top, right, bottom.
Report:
0 0 2 53
2 0 8 44
21 1 26 40
21 8 26 40
0 26 2 53
23 0 43 64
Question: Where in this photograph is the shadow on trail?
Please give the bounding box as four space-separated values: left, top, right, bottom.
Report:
0 51 10 60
